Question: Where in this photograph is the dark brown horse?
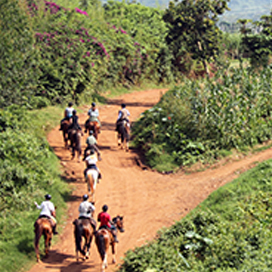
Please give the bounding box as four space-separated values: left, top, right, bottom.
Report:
95 216 124 272
69 129 82 162
85 120 100 140
116 120 130 151
60 119 71 148
73 218 95 262
34 218 53 262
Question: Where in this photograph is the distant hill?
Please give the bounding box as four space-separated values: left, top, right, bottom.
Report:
106 0 271 23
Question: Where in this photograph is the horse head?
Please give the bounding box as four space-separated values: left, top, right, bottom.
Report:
112 215 124 233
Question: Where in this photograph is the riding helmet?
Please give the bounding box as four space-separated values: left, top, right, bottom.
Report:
102 204 108 212
45 194 51 200
89 130 93 135
68 102 73 107
121 103 126 108
92 102 96 107
83 194 89 201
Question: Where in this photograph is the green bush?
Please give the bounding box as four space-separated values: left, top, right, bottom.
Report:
132 67 272 171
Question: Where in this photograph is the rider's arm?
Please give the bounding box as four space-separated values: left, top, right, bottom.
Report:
34 201 41 209
117 111 122 121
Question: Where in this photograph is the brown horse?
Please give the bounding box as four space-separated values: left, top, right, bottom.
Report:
69 129 82 162
86 169 99 202
73 218 95 262
116 120 130 151
34 218 53 262
85 120 100 140
95 216 124 272
60 119 71 148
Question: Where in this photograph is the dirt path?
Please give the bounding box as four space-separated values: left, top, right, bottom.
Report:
28 88 272 272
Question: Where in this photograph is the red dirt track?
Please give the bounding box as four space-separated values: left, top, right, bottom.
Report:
27 88 272 272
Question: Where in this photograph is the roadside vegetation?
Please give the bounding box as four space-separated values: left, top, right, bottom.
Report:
118 159 272 271
2 0 272 271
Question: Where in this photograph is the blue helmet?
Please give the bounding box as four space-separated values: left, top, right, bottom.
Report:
92 102 96 107
45 194 51 200
83 194 89 201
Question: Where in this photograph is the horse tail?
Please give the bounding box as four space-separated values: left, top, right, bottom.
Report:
73 219 85 256
34 221 43 249
97 233 106 260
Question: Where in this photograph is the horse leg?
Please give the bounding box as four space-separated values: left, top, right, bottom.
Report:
85 232 92 260
111 243 116 264
102 252 108 271
117 133 121 146
34 228 42 262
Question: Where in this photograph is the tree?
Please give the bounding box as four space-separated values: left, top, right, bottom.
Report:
239 13 272 68
163 0 230 75
0 0 41 108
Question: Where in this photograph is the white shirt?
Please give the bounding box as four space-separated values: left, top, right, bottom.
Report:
65 107 74 118
79 201 95 218
85 154 98 165
36 200 55 217
88 108 99 118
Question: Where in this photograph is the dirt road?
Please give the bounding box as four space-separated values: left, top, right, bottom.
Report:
28 88 272 272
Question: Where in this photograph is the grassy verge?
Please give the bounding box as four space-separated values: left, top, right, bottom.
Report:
118 158 272 271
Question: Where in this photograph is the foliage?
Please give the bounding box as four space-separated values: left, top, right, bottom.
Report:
163 0 230 74
118 159 272 271
0 107 70 272
104 1 173 83
240 13 272 68
132 67 272 171
0 0 41 108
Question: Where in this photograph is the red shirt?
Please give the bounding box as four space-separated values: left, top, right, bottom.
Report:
98 212 111 228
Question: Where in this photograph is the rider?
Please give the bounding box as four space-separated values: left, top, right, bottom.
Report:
34 194 58 235
59 102 74 130
116 103 130 131
97 204 118 243
78 194 96 231
85 102 101 133
84 130 101 160
68 110 82 131
84 149 102 180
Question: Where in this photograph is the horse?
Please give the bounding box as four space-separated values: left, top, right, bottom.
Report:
85 169 99 202
73 218 95 262
34 218 53 262
85 120 100 140
95 216 124 272
60 119 71 148
116 120 130 152
69 129 82 162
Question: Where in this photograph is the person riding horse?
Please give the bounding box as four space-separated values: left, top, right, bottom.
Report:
97 204 118 243
83 130 101 160
84 102 101 133
84 149 102 180
78 194 96 231
68 110 82 138
116 103 130 131
59 102 74 131
34 194 58 235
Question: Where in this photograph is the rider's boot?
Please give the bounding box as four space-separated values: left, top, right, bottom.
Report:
52 224 58 235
